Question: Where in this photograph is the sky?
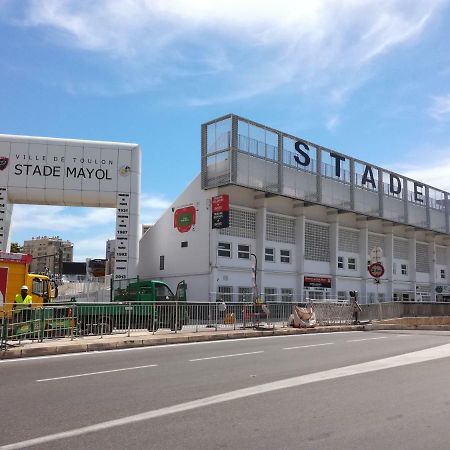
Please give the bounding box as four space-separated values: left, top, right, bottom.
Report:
1 0 450 261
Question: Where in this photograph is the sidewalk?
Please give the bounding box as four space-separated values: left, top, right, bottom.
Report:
1 324 368 360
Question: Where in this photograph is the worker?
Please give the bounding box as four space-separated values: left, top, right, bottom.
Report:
14 285 33 321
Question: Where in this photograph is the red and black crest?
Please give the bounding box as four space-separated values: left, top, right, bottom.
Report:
0 157 8 171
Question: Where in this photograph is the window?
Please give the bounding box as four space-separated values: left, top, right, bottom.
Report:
238 244 250 259
337 256 344 269
218 242 231 258
238 287 253 302
348 257 357 270
264 287 277 302
281 288 293 302
401 264 408 275
155 283 173 301
265 248 275 262
217 285 233 302
337 291 347 300
441 269 446 279
159 255 164 270
181 241 188 248
393 262 397 275
280 249 291 264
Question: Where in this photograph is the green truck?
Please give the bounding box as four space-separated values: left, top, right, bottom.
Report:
75 279 187 335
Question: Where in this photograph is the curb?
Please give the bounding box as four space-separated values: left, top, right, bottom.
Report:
0 323 429 360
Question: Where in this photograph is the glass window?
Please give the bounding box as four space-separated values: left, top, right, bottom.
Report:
337 256 344 269
265 248 275 262
348 257 357 270
441 269 446 279
155 283 173 301
264 287 277 302
281 288 293 302
159 255 164 270
280 249 291 264
218 242 232 258
217 285 233 302
238 287 253 302
401 264 408 275
238 244 250 259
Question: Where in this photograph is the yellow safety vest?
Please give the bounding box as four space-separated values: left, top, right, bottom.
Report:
14 294 33 310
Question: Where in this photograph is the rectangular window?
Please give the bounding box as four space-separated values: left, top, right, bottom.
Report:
264 287 277 302
265 248 275 262
337 256 344 269
337 291 347 300
401 264 408 275
281 288 293 302
217 285 233 303
348 257 357 270
217 242 231 258
159 255 164 270
181 241 188 248
280 249 291 264
238 244 250 259
441 269 446 279
238 287 253 302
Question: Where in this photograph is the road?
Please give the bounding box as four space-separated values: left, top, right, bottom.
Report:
1 330 450 449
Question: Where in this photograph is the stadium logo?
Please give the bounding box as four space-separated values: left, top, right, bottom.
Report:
0 157 9 171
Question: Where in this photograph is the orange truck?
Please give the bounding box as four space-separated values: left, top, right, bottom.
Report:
0 251 55 320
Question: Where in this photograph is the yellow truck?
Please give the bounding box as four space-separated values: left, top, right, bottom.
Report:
0 251 55 320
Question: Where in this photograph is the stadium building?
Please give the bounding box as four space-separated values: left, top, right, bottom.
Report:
138 115 450 304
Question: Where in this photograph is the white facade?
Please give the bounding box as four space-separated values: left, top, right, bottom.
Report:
0 134 140 279
139 115 450 303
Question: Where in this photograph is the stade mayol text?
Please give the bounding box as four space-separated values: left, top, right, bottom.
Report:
14 164 112 180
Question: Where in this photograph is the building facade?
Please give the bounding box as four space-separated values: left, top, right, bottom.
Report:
23 236 73 275
138 115 450 303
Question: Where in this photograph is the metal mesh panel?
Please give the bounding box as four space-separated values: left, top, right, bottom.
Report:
416 243 430 273
338 228 359 253
219 208 256 239
394 238 409 260
266 214 296 244
305 222 330 261
436 246 447 265
368 233 385 254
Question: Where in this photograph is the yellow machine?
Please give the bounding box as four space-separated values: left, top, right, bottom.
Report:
0 251 55 319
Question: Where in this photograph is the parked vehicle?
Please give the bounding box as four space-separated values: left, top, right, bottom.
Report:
74 279 187 334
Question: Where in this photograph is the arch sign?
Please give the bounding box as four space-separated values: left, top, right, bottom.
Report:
0 134 141 280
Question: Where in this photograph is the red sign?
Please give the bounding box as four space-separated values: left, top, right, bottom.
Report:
304 276 332 288
0 252 32 264
212 195 229 213
174 206 196 233
368 262 384 278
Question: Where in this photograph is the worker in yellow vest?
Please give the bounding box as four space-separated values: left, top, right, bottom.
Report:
14 285 33 321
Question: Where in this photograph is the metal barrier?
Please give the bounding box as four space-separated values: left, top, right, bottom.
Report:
3 300 450 348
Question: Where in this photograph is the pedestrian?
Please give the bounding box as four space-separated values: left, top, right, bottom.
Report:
350 293 362 325
14 285 33 322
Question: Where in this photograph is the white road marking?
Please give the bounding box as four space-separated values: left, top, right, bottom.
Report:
347 337 387 343
283 343 334 350
4 343 450 450
189 351 264 362
0 332 359 364
36 364 158 382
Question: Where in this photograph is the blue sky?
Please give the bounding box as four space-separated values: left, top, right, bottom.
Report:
1 0 450 261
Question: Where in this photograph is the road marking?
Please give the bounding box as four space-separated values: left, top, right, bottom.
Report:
283 343 334 350
347 337 387 343
4 343 450 449
0 332 360 364
189 351 264 362
36 364 158 382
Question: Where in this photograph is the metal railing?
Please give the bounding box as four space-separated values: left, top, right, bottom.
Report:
3 300 450 349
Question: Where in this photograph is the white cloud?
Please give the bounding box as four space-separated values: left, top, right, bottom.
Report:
326 115 341 131
14 0 444 103
428 94 450 122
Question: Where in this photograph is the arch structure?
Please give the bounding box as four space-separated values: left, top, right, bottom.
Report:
0 134 140 280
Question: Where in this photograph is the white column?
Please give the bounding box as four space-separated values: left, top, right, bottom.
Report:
384 229 394 301
329 211 339 298
255 205 267 298
294 203 305 302
428 238 436 302
407 231 417 299
358 219 369 304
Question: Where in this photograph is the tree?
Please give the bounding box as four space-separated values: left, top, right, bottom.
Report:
10 242 23 253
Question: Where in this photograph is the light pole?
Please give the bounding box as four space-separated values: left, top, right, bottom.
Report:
250 253 258 303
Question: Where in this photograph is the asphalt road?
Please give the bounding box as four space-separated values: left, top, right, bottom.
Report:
1 330 450 449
